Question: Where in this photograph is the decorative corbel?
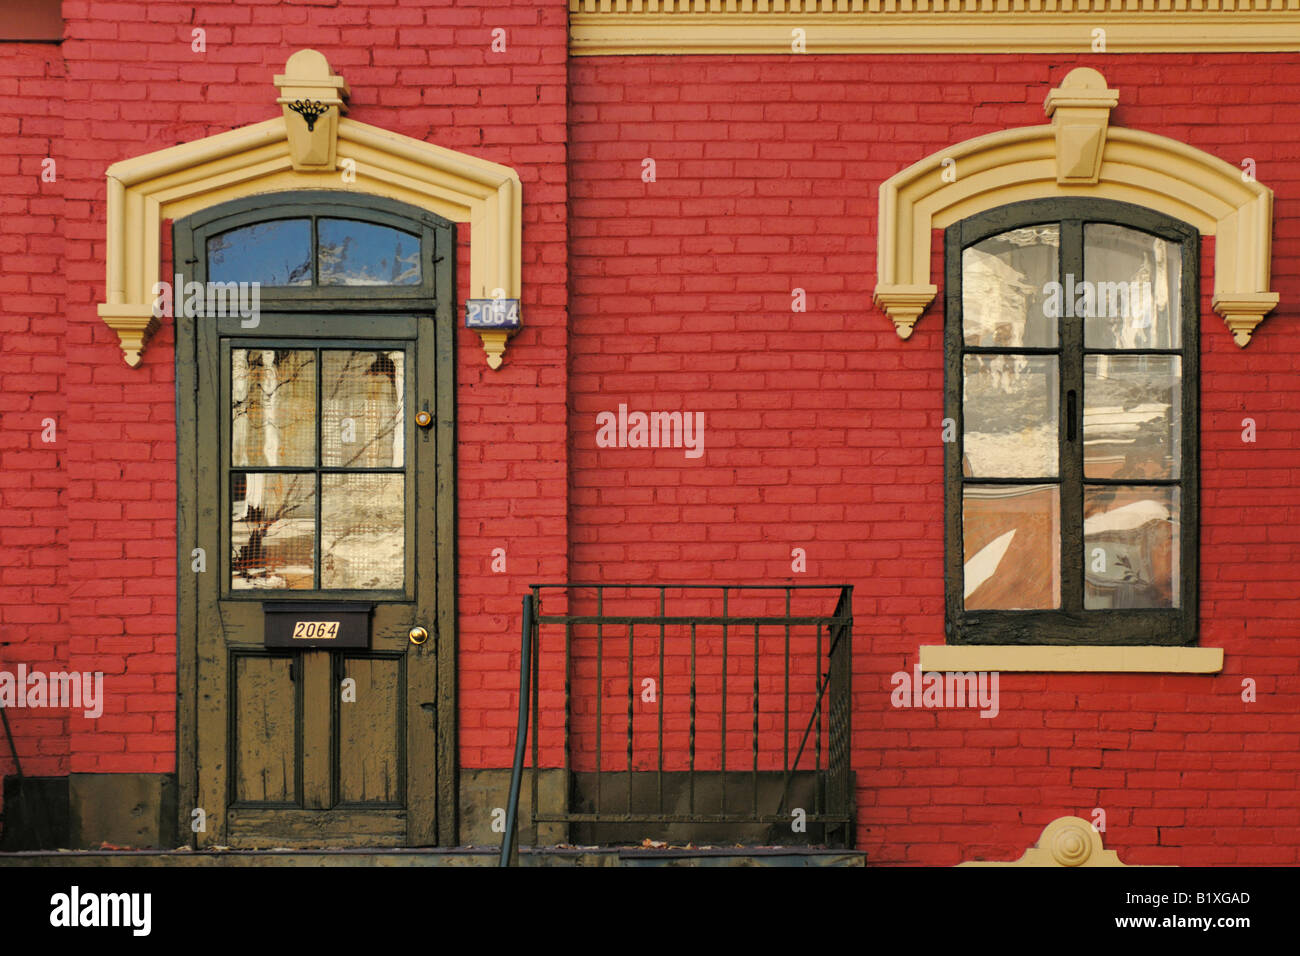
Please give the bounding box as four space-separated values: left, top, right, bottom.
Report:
1213 292 1280 347
96 303 157 368
273 49 349 172
873 286 939 340
465 298 522 369
1044 67 1118 185
477 330 513 369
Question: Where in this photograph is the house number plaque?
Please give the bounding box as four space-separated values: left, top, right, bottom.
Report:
263 601 373 649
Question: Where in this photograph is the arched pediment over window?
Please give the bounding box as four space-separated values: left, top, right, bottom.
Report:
97 49 523 367
874 67 1278 348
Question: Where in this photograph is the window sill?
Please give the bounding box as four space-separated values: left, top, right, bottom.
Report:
918 644 1223 674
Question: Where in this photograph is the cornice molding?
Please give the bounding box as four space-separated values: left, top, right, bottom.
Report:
97 51 523 367
875 67 1279 346
569 2 1300 55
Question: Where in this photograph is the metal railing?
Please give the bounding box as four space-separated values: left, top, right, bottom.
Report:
502 583 852 861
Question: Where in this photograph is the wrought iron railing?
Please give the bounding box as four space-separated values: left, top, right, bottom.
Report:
502 583 852 861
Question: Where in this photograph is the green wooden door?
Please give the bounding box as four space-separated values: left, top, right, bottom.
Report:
175 193 457 848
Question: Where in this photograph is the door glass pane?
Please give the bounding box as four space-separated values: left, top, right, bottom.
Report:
962 225 1059 348
1083 223 1181 349
232 349 317 467
318 219 421 286
1084 355 1181 479
321 474 404 589
231 472 316 590
962 484 1060 609
1084 486 1180 609
208 219 311 286
962 355 1058 478
321 350 405 468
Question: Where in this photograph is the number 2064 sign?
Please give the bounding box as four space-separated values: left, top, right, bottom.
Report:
464 298 521 329
263 602 372 648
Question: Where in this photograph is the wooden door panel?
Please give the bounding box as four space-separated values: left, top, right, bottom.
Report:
339 655 403 805
300 652 333 810
232 652 298 805
226 808 406 846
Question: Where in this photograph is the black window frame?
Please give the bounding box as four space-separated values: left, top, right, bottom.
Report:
944 197 1199 647
221 339 415 599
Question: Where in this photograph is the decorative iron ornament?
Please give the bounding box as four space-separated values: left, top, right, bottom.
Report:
287 99 330 132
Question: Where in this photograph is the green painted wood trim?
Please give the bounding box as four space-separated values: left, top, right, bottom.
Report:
174 191 459 847
432 220 459 846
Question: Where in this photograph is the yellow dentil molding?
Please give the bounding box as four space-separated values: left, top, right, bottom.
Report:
569 2 1300 56
97 50 523 368
874 66 1279 346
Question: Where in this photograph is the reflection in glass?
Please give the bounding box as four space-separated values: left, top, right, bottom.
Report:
321 474 404 589
318 219 420 286
962 225 1059 348
208 219 312 286
1083 223 1180 349
232 349 316 467
1084 356 1180 480
231 473 316 590
963 355 1058 478
321 351 405 468
962 484 1060 610
1084 486 1179 608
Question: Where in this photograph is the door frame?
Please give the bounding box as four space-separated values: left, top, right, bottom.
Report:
174 190 459 846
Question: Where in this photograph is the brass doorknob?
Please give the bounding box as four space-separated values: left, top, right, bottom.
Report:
408 626 429 645
415 410 433 428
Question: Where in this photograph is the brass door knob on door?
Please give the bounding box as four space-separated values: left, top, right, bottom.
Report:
408 626 429 645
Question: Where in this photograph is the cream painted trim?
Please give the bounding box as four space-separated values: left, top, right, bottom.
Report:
960 815 1144 867
97 55 523 366
875 67 1279 346
569 4 1300 56
919 644 1224 674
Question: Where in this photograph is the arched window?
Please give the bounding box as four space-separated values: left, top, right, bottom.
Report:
944 198 1197 646
187 190 446 310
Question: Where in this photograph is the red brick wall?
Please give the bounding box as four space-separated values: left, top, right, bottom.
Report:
6 8 1300 864
0 41 68 825
0 0 570 809
567 54 1300 864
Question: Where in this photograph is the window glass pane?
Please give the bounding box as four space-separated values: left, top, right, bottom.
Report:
962 225 1059 348
1083 223 1181 349
1084 486 1180 609
962 355 1058 478
962 484 1060 609
1084 355 1181 480
232 349 316 467
321 474 404 589
208 219 311 286
321 350 405 468
318 219 421 286
231 473 316 590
